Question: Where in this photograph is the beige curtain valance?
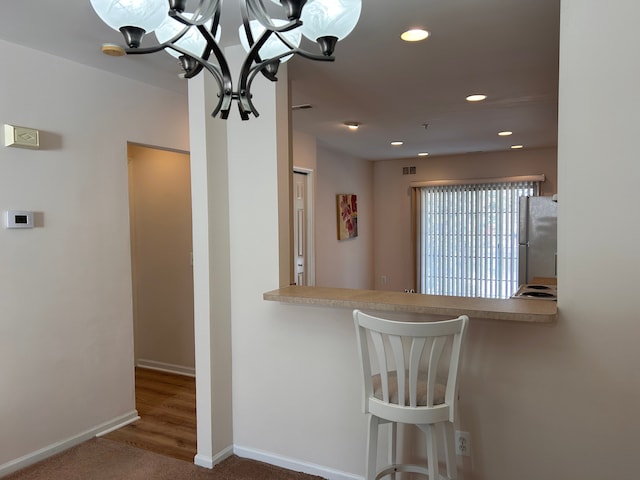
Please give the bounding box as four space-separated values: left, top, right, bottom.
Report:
409 174 545 189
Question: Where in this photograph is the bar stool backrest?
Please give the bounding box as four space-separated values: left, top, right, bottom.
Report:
354 310 469 425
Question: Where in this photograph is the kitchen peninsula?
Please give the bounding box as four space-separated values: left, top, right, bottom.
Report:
264 286 557 323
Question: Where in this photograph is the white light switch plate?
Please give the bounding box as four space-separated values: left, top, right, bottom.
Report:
4 124 40 149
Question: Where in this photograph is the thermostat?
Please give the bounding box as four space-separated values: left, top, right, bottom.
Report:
4 210 34 229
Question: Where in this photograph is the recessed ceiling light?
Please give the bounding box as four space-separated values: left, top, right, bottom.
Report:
391 141 404 146
344 121 359 130
418 152 429 156
401 29 430 42
498 131 513 136
511 145 524 149
466 94 487 102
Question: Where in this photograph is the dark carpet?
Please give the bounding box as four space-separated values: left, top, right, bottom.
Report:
4 438 325 480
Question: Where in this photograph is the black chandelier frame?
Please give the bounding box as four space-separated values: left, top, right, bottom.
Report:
118 0 336 120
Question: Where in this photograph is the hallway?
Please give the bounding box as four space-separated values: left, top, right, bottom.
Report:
102 368 196 462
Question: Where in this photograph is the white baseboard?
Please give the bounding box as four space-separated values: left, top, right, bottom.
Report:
136 359 195 377
194 444 234 469
0 410 139 478
0 417 362 480
233 445 363 480
95 413 140 437
194 454 214 469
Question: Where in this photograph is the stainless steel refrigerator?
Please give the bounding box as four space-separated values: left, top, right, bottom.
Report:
518 195 557 285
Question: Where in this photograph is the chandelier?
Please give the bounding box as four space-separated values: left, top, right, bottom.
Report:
90 0 362 120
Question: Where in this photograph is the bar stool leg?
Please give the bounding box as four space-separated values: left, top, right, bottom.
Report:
388 422 397 480
366 415 379 480
443 422 457 479
424 424 438 480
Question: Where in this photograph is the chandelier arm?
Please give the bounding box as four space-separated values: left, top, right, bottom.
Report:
245 0 271 29
171 0 221 28
239 1 251 41
240 0 304 85
154 15 234 119
178 21 222 79
236 26 284 119
197 27 235 118
166 45 232 119
125 1 218 55
196 60 233 119
270 30 335 62
236 25 334 118
238 64 266 118
239 44 303 115
240 0 259 62
245 0 301 32
238 47 311 118
289 47 335 62
125 44 170 55
163 19 224 81
240 0 271 73
261 0 308 21
123 30 202 57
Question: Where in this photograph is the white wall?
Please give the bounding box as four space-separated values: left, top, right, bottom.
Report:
552 1 639 475
373 147 557 292
293 131 377 291
188 70 234 466
0 40 189 472
4 1 640 479
229 2 640 479
449 3 640 478
293 130 317 171
315 144 374 289
215 72 369 478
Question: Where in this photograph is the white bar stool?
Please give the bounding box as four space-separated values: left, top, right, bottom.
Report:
353 310 469 480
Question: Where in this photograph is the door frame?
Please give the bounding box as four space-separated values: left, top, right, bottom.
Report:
293 167 315 286
127 142 195 375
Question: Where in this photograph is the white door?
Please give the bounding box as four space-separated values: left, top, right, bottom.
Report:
293 171 307 285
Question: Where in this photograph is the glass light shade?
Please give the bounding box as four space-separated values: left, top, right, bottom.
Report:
90 0 167 33
239 19 302 63
300 0 361 42
155 13 219 59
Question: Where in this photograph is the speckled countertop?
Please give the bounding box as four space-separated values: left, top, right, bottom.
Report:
263 286 557 323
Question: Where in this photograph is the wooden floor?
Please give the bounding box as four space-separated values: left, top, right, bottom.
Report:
102 367 197 462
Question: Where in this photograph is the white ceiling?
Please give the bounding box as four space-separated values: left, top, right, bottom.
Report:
0 0 560 161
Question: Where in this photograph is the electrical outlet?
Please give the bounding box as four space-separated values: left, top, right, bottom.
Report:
455 430 471 456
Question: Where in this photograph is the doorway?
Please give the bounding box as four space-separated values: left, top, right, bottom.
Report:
127 143 195 374
293 168 315 286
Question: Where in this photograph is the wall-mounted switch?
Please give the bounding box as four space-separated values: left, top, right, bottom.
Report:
4 210 34 229
4 124 40 149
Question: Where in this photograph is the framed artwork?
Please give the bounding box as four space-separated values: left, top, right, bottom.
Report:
337 193 358 240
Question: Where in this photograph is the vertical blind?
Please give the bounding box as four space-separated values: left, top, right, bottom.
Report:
416 181 535 299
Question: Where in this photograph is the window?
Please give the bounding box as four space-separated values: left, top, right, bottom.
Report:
415 178 539 299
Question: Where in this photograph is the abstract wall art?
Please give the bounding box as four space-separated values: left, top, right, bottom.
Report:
337 193 358 240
